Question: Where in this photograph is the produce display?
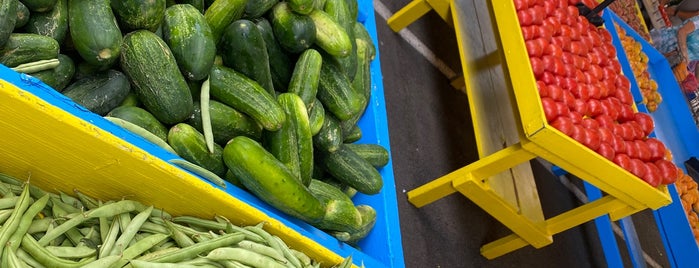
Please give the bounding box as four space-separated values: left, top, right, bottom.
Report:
0 173 354 267
1 0 386 247
608 0 652 42
676 169 699 246
516 0 680 187
615 23 662 112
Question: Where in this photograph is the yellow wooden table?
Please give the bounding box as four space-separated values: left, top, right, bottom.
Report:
388 0 672 259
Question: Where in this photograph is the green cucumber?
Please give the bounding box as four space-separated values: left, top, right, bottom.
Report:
320 143 382 195
20 0 55 12
119 92 141 107
0 0 17 46
204 0 247 42
69 0 123 69
110 0 166 32
14 1 28 29
317 53 364 121
168 123 227 177
219 19 275 95
288 48 322 108
162 4 216 81
120 30 194 125
342 124 361 143
312 0 325 10
255 18 292 92
187 79 203 101
179 0 205 13
313 111 342 152
24 0 68 44
243 0 277 19
270 2 315 54
223 136 324 223
289 0 314 15
62 69 132 116
308 98 325 136
107 106 169 142
187 100 263 145
331 204 376 244
308 8 351 58
344 143 389 168
30 54 75 92
209 65 285 131
307 179 362 232
324 0 356 78
339 40 371 134
262 93 313 186
74 61 102 81
353 20 376 60
0 33 59 67
344 0 358 22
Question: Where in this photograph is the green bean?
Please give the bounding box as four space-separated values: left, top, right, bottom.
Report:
236 240 288 264
149 232 244 263
200 77 215 154
290 249 312 267
37 212 90 246
85 200 143 218
21 234 96 268
98 217 120 258
0 209 14 225
8 194 50 251
136 247 181 261
150 240 178 252
164 220 195 248
151 208 172 220
63 227 85 246
27 217 53 234
4 246 27 268
16 248 46 268
140 221 170 235
216 217 264 243
168 221 213 240
79 255 121 268
272 235 302 268
168 159 227 189
0 184 32 256
0 181 14 197
0 196 21 209
130 259 200 268
179 257 226 267
149 216 166 225
109 206 153 256
111 233 171 268
205 247 287 268
118 212 132 233
104 116 178 155
172 216 227 231
0 175 51 200
219 260 253 268
11 59 60 73
80 226 100 249
59 192 83 209
0 173 22 185
73 189 100 210
44 246 97 259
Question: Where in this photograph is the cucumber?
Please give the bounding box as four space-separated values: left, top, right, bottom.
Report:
30 54 75 92
262 93 313 186
74 61 102 81
270 2 316 54
313 111 342 152
110 0 166 32
1 0 17 44
204 0 247 42
288 48 322 108
24 0 69 44
20 0 55 12
342 124 361 143
255 18 292 92
344 143 389 168
209 65 285 131
120 30 194 125
317 53 364 121
187 100 263 145
308 98 325 135
308 179 362 232
219 19 275 95
353 20 375 60
187 79 203 101
243 0 277 19
289 0 314 15
14 1 28 29
179 0 205 13
308 9 351 58
0 33 59 67
62 69 132 116
119 92 140 107
331 204 376 245
223 136 324 223
344 0 358 22
319 143 382 195
107 106 169 142
162 4 216 81
324 0 356 78
168 123 227 177
352 39 372 104
69 0 123 69
312 0 325 10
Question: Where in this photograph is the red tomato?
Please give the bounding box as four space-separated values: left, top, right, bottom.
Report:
600 99 620 120
555 101 570 117
541 71 556 85
603 43 617 58
530 57 545 78
571 124 586 144
543 1 556 16
595 114 616 129
531 6 545 25
521 25 537 40
537 80 549 97
589 65 604 82
620 123 636 141
615 75 631 92
625 140 639 159
548 84 563 101
583 72 597 85
570 41 584 54
615 89 634 106
541 97 558 122
586 99 603 117
544 18 561 36
656 159 679 184
568 111 584 125
526 39 544 58
588 50 602 66
597 142 616 161
563 63 576 78
617 104 635 122
553 58 566 77
627 121 646 140
562 90 576 108
634 139 652 162
575 69 586 83
596 82 611 99
517 10 534 26
583 128 602 151
602 66 618 82
562 77 578 90
611 134 627 154
613 154 632 171
629 158 647 179
562 52 575 64
566 5 579 18
572 98 588 114
599 29 612 42
645 138 667 162
544 43 564 58
643 162 662 187
552 36 572 52
514 0 529 11
588 84 602 100
609 59 622 73
537 24 554 41
571 85 591 102
598 127 615 143
553 9 568 24
551 116 575 136
633 112 655 136
581 118 600 129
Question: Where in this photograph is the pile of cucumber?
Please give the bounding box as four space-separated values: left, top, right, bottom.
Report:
0 0 387 247
0 173 355 267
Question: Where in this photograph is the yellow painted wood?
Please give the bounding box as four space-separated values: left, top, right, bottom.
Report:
426 0 452 25
609 205 645 221
387 0 433 32
0 80 350 267
480 233 528 260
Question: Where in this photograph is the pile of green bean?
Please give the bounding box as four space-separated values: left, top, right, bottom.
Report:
0 173 354 268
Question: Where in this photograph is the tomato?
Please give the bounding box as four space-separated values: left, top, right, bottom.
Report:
602 66 618 82
572 85 591 101
656 159 679 184
541 97 558 122
568 111 583 125
598 127 615 143
571 124 586 144
581 118 599 129
570 41 584 54
541 71 556 85
583 128 602 151
552 36 572 52
583 72 597 85
620 123 637 141
586 99 603 117
542 1 556 16
609 58 622 73
531 6 545 25
544 43 564 58
517 10 534 26
547 84 563 101
514 0 529 11
633 112 655 136
537 24 554 41
566 5 579 18
553 58 566 77
645 138 667 162
626 140 639 159
618 104 635 122
572 98 588 114
551 116 574 136
596 142 616 161
555 101 570 117
595 114 615 129
588 50 602 66
613 153 632 171
627 121 646 140
643 162 662 187
526 39 545 58
563 63 576 78
600 99 620 120
562 90 576 108
611 134 627 154
530 57 545 78
616 75 631 92
561 77 578 90
599 29 612 42
615 89 634 106
537 81 549 97
553 9 568 24
544 17 561 36
562 52 575 64
634 139 652 162
588 83 602 100
629 158 647 179
603 43 617 58
597 82 611 99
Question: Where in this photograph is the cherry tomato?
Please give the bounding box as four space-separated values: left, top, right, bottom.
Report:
552 36 572 52
643 162 662 187
656 159 679 184
583 72 597 85
537 24 554 41
588 84 602 100
613 153 632 171
645 138 667 162
599 29 612 42
570 41 584 54
603 43 617 58
633 112 655 136
629 158 647 179
566 5 579 18
563 63 576 78
544 17 561 36
551 116 574 136
583 128 602 151
602 66 618 81
597 142 616 161
530 57 545 78
595 114 615 129
586 99 603 117
562 52 575 64
596 82 611 99
589 65 604 82
611 134 627 154
562 77 578 90
626 140 639 159
609 59 622 73
541 97 558 122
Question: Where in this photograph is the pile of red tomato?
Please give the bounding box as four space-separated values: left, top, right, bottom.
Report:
515 0 679 187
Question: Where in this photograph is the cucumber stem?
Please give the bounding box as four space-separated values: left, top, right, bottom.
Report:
11 59 60 74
